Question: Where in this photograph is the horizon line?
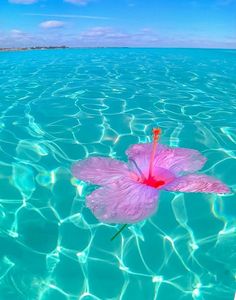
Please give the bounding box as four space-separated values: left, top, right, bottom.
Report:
1 46 236 51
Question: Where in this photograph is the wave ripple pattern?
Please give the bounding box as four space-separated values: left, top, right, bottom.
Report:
0 48 235 300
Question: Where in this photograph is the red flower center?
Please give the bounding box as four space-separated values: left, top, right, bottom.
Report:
142 176 165 188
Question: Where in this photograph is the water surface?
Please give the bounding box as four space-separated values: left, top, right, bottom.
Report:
0 48 235 300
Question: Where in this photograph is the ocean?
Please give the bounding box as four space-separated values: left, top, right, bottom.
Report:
0 48 235 300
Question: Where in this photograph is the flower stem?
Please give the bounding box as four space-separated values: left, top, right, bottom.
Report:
110 224 128 241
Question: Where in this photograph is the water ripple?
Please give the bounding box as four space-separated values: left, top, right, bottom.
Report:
0 48 235 300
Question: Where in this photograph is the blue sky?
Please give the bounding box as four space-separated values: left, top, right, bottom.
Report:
0 0 235 48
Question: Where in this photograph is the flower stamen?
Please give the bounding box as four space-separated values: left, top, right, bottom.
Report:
148 128 161 179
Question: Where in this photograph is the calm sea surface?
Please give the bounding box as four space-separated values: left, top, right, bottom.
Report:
0 48 235 300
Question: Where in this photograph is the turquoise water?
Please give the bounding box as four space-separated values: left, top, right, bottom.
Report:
0 48 235 300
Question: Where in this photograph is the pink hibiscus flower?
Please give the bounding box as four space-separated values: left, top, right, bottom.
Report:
72 128 230 224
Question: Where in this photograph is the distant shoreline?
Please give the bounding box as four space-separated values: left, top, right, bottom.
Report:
0 46 69 52
0 46 133 52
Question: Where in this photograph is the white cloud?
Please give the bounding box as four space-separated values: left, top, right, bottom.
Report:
76 27 163 47
64 0 89 5
9 0 38 4
1 29 34 47
80 27 149 40
24 13 110 20
39 20 65 29
10 29 25 37
10 29 33 40
106 33 129 39
81 27 112 38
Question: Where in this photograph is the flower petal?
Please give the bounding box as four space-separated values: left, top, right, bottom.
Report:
164 174 231 194
86 178 159 223
72 157 130 185
126 143 206 177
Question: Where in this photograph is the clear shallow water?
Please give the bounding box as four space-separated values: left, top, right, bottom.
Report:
0 48 235 300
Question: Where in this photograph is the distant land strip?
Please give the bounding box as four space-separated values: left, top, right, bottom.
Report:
0 46 69 52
